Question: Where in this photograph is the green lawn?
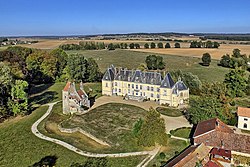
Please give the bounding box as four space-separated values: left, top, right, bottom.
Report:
66 49 230 82
0 83 146 167
170 127 192 139
156 107 183 117
62 103 148 153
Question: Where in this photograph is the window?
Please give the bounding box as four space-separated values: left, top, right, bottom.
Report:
140 85 142 90
164 90 167 96
132 84 134 88
136 85 138 89
244 123 248 129
151 87 154 91
244 118 248 121
143 92 145 96
119 89 121 93
147 86 149 91
128 84 130 88
105 83 108 87
115 82 117 86
157 88 160 92
128 89 130 94
151 93 154 98
157 94 160 98
136 92 138 96
180 92 183 97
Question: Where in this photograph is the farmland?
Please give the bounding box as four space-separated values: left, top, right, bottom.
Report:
132 44 250 60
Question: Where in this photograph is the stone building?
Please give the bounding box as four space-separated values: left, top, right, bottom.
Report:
62 81 90 114
102 65 189 107
237 107 250 131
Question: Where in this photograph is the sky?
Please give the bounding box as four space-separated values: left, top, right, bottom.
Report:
0 0 250 36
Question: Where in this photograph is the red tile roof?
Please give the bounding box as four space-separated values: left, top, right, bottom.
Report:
237 107 250 117
77 90 84 96
193 118 233 138
210 147 231 158
193 118 217 137
63 82 71 91
203 161 220 167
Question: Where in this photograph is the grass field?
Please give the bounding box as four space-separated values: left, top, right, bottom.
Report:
156 107 183 117
62 103 148 153
66 49 230 82
170 127 192 139
0 83 146 167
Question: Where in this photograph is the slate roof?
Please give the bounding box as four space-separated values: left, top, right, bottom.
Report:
237 107 250 117
172 81 188 94
160 73 175 88
102 65 188 88
102 68 115 81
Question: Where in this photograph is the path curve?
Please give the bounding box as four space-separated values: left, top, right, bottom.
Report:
31 101 159 160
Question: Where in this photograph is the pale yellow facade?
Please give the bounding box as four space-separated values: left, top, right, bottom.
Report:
102 79 189 107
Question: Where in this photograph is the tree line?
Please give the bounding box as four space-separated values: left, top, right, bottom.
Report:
0 46 102 120
59 41 182 51
190 41 220 48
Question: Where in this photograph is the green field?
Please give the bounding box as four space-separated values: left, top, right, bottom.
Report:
156 107 183 117
66 49 230 82
170 127 192 139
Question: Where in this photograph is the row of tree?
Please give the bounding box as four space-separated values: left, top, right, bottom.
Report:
190 41 220 48
59 41 183 51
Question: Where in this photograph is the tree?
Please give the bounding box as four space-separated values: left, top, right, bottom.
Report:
134 43 140 49
156 56 165 70
224 68 248 98
107 43 115 50
187 96 226 124
138 107 168 147
220 54 231 67
157 42 163 48
129 43 135 49
132 118 143 137
145 55 158 70
202 53 211 66
50 48 68 80
0 62 13 118
182 72 202 95
144 43 149 49
124 43 128 49
165 43 171 48
71 157 108 167
8 80 28 115
86 58 102 82
145 55 165 70
67 54 88 81
150 42 156 49
137 63 147 71
174 43 180 48
246 75 250 96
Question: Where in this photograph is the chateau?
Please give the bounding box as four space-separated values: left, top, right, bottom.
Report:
102 65 189 107
62 81 90 114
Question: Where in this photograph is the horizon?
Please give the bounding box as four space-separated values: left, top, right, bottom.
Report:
1 0 250 36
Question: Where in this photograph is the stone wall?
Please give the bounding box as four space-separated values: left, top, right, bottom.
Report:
58 124 110 147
